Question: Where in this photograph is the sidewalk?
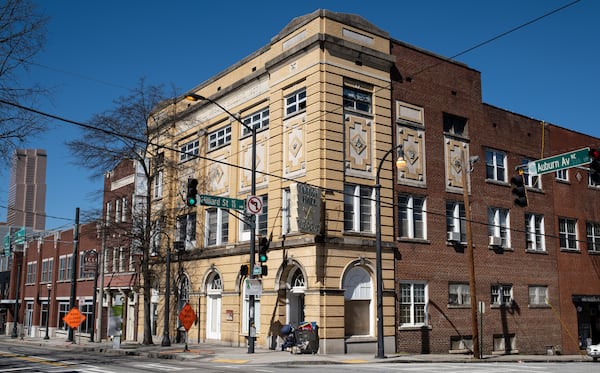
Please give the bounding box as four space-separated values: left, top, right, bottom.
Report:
0 335 593 365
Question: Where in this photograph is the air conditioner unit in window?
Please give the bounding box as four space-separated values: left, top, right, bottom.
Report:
489 235 502 247
447 231 461 243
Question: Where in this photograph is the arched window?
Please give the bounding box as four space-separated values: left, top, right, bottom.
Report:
343 266 372 336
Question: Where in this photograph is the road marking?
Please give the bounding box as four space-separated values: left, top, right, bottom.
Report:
132 362 187 371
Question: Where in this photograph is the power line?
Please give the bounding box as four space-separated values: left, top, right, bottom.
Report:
411 0 582 77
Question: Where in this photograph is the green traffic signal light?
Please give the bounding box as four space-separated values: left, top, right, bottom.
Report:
186 178 198 207
258 237 269 263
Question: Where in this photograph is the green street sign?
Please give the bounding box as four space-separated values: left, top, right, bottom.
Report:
14 227 25 245
198 194 245 210
3 234 10 256
528 147 590 176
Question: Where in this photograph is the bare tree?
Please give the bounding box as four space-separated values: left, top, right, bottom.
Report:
0 0 48 162
67 78 170 345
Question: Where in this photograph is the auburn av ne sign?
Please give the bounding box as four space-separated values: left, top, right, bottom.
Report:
290 183 322 235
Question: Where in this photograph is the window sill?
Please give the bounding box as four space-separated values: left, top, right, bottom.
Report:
448 304 471 309
490 304 514 309
559 248 581 253
525 249 548 255
528 304 551 309
485 179 510 187
398 325 431 331
397 237 430 244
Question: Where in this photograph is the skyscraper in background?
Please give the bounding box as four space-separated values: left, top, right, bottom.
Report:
6 149 47 231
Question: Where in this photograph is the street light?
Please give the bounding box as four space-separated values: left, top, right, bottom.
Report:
185 92 258 354
375 144 406 359
44 284 52 340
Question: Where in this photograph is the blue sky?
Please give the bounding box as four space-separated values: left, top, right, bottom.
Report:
2 0 598 230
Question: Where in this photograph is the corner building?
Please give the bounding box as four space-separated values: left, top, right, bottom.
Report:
148 10 397 354
147 10 599 355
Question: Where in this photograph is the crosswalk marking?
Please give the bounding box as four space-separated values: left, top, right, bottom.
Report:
132 362 188 371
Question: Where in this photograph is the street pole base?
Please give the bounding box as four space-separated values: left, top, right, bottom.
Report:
161 335 171 347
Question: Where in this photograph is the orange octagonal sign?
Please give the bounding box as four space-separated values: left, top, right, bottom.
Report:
178 303 196 331
63 307 86 329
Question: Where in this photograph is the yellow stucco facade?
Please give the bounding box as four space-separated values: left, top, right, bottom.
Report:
144 10 398 354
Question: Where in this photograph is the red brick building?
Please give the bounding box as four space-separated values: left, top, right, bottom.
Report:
19 222 99 339
5 158 143 342
547 125 600 354
390 38 568 354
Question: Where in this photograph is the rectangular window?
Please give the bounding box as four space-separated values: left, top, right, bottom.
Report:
105 202 111 224
448 283 470 306
528 285 548 306
176 213 197 250
26 261 37 284
40 301 49 332
153 169 163 199
58 255 67 281
115 199 121 223
66 254 73 279
41 258 53 283
555 169 568 182
242 108 269 136
121 197 128 222
485 149 507 182
443 113 467 136
398 194 426 239
285 88 306 116
282 188 291 235
343 86 372 113
180 139 200 161
446 201 466 243
491 284 513 306
399 282 427 326
79 301 94 334
205 208 229 246
344 184 373 233
559 217 578 250
57 301 70 330
525 213 545 252
488 207 510 248
208 126 231 150
493 334 516 353
586 221 600 253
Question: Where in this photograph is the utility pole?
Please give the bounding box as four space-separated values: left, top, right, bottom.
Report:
461 152 480 359
67 208 80 343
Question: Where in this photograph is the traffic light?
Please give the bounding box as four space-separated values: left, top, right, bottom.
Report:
510 171 528 207
186 178 198 206
589 148 600 184
258 236 269 263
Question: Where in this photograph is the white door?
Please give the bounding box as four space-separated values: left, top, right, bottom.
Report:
126 299 135 340
206 273 222 340
206 293 221 340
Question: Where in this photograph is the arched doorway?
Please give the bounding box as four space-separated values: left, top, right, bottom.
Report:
286 266 306 326
206 272 222 340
